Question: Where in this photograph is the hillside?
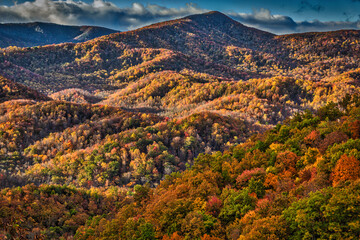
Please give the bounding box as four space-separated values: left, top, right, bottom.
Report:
50 88 103 104
73 99 360 240
0 97 247 188
0 74 50 102
1 95 360 239
0 22 119 48
72 99 360 240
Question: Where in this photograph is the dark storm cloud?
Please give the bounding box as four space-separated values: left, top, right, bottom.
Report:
0 0 358 34
296 0 325 13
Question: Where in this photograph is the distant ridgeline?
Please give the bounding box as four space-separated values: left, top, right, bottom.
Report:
0 22 119 48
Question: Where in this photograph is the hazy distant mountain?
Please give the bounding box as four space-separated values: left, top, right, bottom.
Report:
0 22 119 48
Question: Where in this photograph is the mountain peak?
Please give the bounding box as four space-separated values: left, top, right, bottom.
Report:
103 10 274 59
184 11 239 24
181 11 273 37
202 11 228 17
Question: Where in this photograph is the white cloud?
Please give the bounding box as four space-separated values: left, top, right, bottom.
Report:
0 0 206 30
229 8 360 34
229 8 297 33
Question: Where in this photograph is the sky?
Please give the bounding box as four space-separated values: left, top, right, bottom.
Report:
0 0 359 34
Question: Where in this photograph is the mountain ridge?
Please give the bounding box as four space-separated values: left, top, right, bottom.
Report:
1 11 359 96
104 10 275 53
0 22 119 48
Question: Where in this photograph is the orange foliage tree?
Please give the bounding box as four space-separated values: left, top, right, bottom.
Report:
332 154 360 186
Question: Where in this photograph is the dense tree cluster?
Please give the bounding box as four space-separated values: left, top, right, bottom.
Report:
74 99 360 239
24 112 245 187
0 184 127 239
1 98 360 239
0 86 247 188
0 75 49 103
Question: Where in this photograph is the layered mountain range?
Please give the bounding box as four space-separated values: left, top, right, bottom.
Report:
1 11 360 239
1 12 359 125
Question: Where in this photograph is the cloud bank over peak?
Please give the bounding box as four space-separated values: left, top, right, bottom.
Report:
0 0 207 30
0 0 359 34
229 8 297 32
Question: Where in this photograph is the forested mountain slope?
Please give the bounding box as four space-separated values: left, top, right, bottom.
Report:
1 11 358 94
2 94 360 239
0 74 50 102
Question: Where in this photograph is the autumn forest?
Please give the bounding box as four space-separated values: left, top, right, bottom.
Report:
0 11 360 239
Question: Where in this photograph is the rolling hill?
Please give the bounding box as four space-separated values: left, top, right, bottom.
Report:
0 74 50 102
